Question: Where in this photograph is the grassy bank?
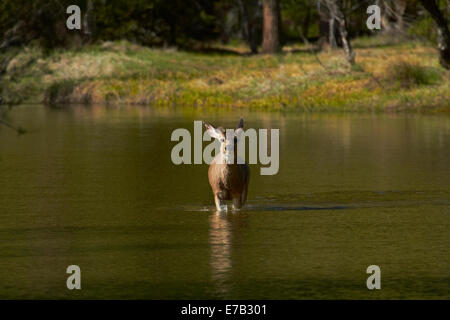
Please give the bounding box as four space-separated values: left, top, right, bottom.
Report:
1 38 449 112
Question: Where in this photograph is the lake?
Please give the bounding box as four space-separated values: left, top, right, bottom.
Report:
0 105 449 299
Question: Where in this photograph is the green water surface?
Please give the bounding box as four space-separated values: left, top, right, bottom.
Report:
0 105 449 299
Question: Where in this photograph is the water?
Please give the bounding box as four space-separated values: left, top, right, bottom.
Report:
0 105 449 299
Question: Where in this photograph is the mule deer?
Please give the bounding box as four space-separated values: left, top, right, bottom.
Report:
205 119 250 212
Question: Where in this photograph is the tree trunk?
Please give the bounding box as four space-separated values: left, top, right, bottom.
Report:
394 0 407 33
83 0 96 44
419 0 450 69
262 0 280 53
381 0 407 35
317 1 331 51
324 0 355 64
380 0 392 33
329 17 337 48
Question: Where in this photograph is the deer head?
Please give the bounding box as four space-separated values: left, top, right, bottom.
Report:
204 119 244 164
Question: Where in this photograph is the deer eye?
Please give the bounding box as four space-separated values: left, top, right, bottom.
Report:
220 138 225 143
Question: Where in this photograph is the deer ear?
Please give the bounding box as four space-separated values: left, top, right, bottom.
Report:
234 127 244 140
234 119 244 140
205 123 223 140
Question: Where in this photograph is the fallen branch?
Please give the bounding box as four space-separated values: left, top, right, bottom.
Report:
0 117 26 134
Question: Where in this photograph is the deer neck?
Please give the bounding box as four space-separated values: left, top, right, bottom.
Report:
217 146 239 166
215 155 230 166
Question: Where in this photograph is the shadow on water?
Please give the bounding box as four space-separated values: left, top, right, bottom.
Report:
185 199 449 213
185 204 350 213
246 205 349 211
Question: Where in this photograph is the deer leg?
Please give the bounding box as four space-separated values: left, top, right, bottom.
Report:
240 185 248 207
232 196 242 210
214 194 227 212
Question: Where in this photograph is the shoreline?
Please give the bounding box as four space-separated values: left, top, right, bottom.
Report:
1 39 449 113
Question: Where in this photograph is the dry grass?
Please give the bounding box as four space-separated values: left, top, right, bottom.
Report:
1 39 449 112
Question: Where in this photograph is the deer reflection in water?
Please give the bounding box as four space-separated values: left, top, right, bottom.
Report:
209 211 248 297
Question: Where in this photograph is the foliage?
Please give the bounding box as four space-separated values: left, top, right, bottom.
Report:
386 60 443 88
408 16 437 43
0 0 445 50
1 40 448 112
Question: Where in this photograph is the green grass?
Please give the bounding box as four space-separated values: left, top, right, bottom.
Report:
1 39 449 112
387 60 443 88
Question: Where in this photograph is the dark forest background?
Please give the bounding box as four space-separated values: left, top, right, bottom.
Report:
0 1 448 55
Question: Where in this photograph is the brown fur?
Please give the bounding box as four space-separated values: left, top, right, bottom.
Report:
206 119 250 210
208 161 250 205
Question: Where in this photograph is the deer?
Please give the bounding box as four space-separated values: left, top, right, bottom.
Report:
204 119 250 212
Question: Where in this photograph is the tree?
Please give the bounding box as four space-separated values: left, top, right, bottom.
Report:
418 0 450 69
83 0 96 42
321 0 355 64
380 0 407 35
262 0 280 53
317 0 335 51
